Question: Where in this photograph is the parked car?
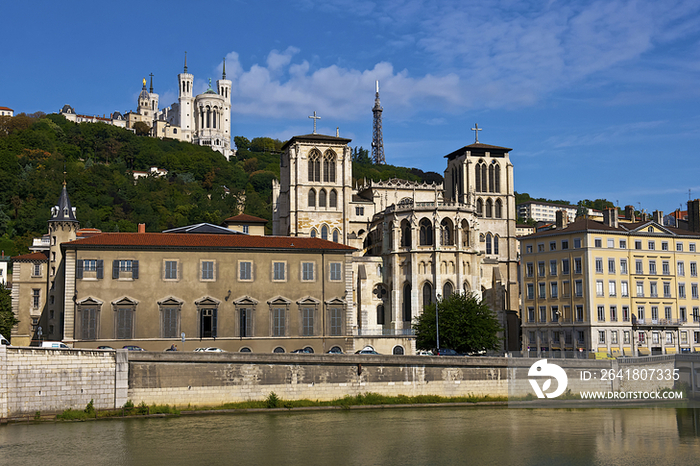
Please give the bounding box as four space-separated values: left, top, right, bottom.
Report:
434 348 461 356
42 341 70 349
355 346 380 355
0 333 9 346
122 345 145 351
194 347 225 352
291 347 314 354
97 346 114 350
416 350 434 356
327 346 344 354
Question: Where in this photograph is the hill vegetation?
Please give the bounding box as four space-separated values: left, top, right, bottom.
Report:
0 113 443 256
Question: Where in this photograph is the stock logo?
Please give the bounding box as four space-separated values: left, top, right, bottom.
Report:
528 359 568 399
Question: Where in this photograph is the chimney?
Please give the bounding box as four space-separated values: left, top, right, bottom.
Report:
652 210 663 224
603 208 619 228
625 205 635 221
138 223 146 233
556 210 568 230
688 200 700 233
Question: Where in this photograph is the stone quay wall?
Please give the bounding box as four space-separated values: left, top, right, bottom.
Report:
1 347 694 421
0 345 128 421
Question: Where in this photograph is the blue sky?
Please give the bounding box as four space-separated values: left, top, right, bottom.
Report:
4 0 700 213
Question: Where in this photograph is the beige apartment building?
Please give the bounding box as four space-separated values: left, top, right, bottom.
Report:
520 210 700 357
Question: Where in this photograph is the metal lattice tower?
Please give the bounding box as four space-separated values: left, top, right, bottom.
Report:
371 80 385 164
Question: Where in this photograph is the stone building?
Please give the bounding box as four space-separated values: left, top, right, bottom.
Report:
272 133 521 352
60 55 233 160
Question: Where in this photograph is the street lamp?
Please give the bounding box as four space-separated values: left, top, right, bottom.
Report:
436 293 441 351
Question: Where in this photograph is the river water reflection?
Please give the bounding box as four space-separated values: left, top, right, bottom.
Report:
1 407 700 466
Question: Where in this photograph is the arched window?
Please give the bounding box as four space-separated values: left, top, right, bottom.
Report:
273 347 285 353
310 229 317 238
441 218 453 246
319 189 327 207
329 189 337 208
488 164 495 193
475 164 481 192
461 219 470 247
485 199 493 218
308 150 321 182
481 163 487 193
323 150 336 182
494 235 499 255
393 346 405 355
486 233 492 255
308 189 316 208
494 163 501 193
476 199 483 216
443 282 453 299
495 199 502 218
419 219 433 246
377 304 385 325
403 283 412 322
332 229 339 242
422 282 433 307
321 225 328 240
401 220 412 247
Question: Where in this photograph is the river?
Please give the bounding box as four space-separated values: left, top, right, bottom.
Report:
1 407 699 465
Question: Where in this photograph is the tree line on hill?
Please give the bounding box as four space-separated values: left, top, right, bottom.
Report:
0 113 443 257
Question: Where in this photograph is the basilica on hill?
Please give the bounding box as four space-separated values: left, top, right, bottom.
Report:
60 54 233 160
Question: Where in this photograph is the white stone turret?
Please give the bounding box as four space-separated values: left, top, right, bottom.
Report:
178 52 194 141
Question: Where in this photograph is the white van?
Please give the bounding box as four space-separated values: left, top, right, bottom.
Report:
41 341 69 349
0 333 9 346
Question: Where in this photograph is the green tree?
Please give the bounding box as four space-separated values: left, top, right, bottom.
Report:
132 122 151 136
233 136 250 151
413 292 502 354
0 286 18 340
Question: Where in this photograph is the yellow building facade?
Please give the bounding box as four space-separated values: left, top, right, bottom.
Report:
520 214 700 357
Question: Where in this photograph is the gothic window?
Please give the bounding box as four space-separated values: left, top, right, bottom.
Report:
422 282 433 307
494 235 499 255
308 189 316 208
488 164 495 193
443 282 453 299
319 189 327 207
401 220 412 247
321 225 328 240
486 233 493 255
475 163 481 192
481 163 487 193
476 198 483 216
329 189 337 208
212 109 216 128
332 229 339 242
485 199 493 218
461 219 470 247
494 162 501 193
403 283 412 322
377 304 385 325
308 150 321 182
419 219 433 246
495 199 502 218
441 218 454 246
323 150 336 182
310 229 317 238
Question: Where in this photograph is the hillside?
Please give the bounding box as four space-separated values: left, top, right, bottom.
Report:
0 114 442 256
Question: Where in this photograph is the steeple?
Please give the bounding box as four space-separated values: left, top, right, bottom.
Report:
51 184 78 223
184 51 188 73
149 73 154 93
222 57 226 79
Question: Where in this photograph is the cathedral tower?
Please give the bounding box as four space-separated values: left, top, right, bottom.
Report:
178 52 194 141
216 57 233 158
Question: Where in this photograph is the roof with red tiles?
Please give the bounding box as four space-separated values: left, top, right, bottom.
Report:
222 214 268 224
0 106 13 112
63 232 356 252
12 252 48 262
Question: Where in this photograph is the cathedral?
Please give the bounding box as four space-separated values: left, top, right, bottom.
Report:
60 54 233 160
272 126 520 353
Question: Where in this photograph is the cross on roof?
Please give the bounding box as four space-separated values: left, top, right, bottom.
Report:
471 123 482 143
309 111 321 134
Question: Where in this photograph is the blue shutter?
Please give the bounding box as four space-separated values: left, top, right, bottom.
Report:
96 260 103 279
76 260 83 279
132 260 139 279
112 260 119 279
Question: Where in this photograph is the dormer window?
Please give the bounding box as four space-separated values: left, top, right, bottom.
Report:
63 208 69 217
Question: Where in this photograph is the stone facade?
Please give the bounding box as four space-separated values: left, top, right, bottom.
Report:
273 137 521 351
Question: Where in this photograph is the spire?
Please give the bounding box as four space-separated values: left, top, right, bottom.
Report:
51 184 78 223
372 80 385 164
149 73 154 93
222 57 226 79
184 51 188 73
